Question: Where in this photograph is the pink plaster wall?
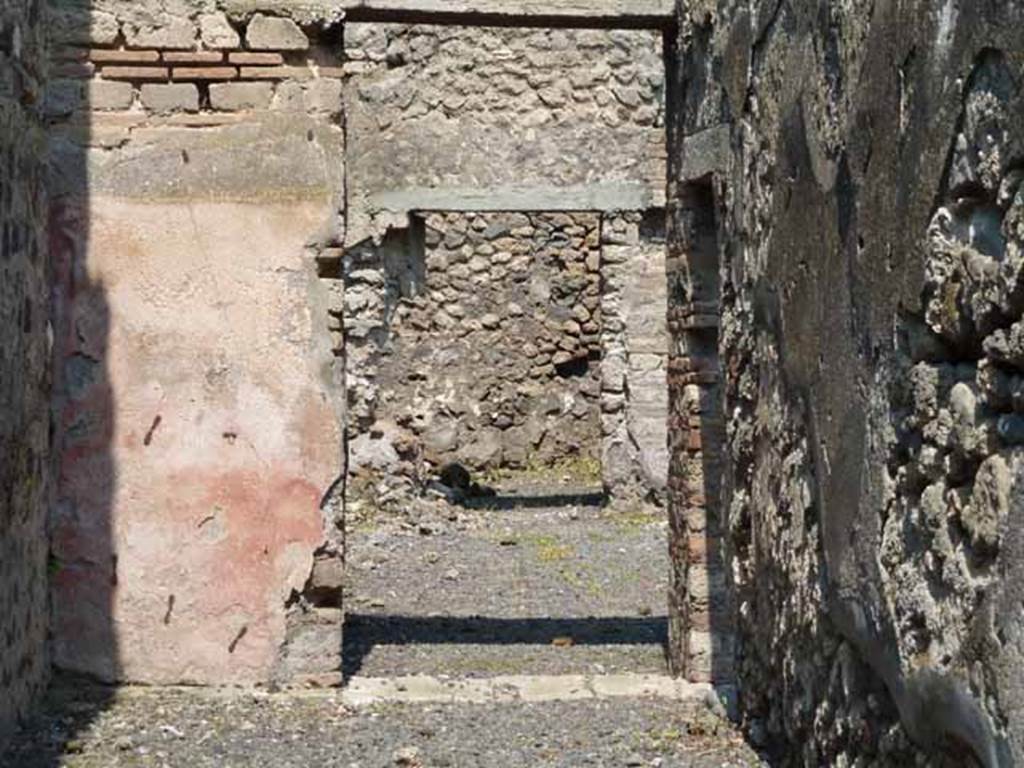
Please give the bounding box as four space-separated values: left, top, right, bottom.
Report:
52 197 342 684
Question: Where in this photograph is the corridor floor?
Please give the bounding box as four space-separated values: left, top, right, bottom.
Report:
2 486 764 767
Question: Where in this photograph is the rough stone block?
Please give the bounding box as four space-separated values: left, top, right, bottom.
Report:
210 81 274 111
306 556 344 606
245 14 309 51
87 79 135 111
272 80 305 111
304 79 343 114
44 79 83 117
53 8 119 45
199 12 241 49
140 83 199 114
123 17 197 50
279 609 344 678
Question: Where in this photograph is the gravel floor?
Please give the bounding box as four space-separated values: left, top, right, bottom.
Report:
1 685 767 768
0 486 767 768
344 486 671 677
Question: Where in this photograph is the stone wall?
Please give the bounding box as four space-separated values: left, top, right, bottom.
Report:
47 14 347 686
38 2 676 690
343 21 666 240
668 0 1024 763
341 20 672 501
0 0 52 742
601 212 670 500
345 212 604 485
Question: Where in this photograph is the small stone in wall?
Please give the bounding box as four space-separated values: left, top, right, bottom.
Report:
459 430 503 469
246 14 309 51
123 16 196 50
88 80 134 112
422 421 458 457
199 13 240 49
964 455 1012 555
349 428 402 473
140 83 199 114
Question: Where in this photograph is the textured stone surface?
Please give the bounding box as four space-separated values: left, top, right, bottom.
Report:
344 22 666 241
209 81 274 111
0 0 52 744
245 13 309 50
344 212 604 481
666 0 1024 764
123 14 197 50
87 80 134 111
139 83 199 113
199 12 241 49
601 212 670 501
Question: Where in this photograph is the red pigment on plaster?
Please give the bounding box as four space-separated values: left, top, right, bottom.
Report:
182 469 322 609
295 392 339 470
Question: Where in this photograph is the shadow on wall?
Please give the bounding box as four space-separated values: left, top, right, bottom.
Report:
13 0 117 761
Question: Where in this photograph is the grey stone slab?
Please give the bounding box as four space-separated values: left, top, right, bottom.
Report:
368 183 658 214
221 0 674 27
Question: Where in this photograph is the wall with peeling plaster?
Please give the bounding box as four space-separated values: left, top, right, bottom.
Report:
48 95 346 682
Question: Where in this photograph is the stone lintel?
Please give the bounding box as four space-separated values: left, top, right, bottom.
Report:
348 4 672 29
368 183 661 215
222 0 674 27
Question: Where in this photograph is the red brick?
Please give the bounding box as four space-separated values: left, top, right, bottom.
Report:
162 51 225 64
101 66 169 81
686 429 702 451
90 49 160 63
228 52 284 65
171 67 238 81
239 65 313 80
